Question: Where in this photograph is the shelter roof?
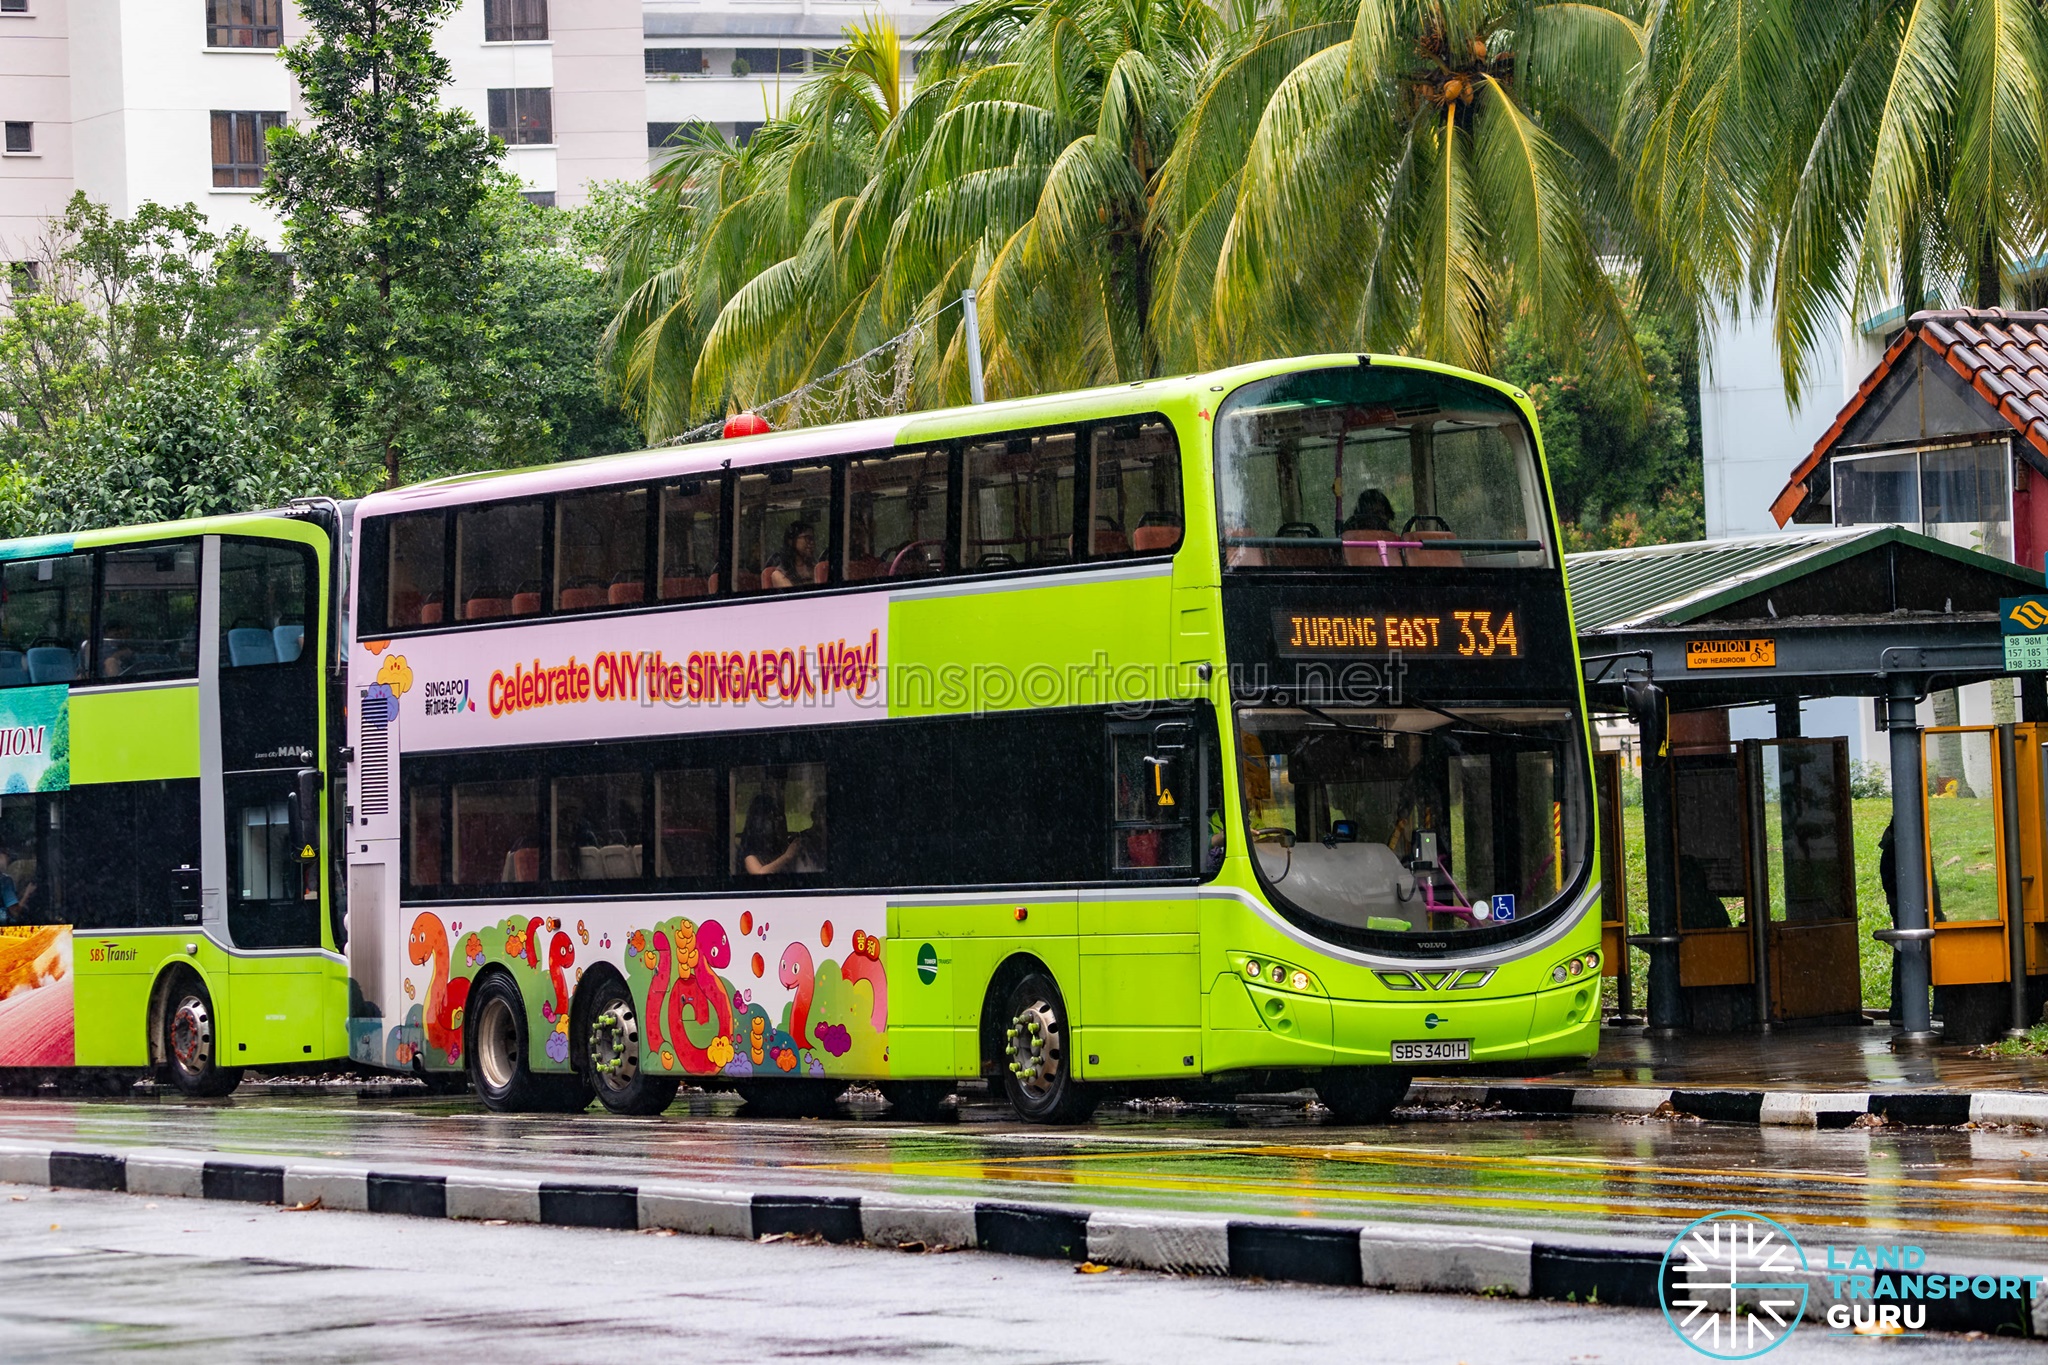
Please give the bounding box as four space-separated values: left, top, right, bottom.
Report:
1566 525 2040 634
1770 308 2048 525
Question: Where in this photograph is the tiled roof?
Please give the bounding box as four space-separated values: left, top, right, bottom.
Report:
1769 307 2048 526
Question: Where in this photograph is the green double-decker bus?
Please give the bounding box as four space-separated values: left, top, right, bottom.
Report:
0 354 1597 1122
341 353 1600 1122
0 509 344 1094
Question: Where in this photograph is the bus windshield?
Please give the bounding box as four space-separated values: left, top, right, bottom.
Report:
1216 365 1550 571
1237 706 1588 944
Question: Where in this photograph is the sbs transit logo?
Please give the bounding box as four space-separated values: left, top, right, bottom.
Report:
1660 1211 1808 1358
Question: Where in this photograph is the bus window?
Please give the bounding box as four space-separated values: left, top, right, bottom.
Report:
659 476 724 599
1215 365 1549 569
452 779 540 884
731 763 825 876
457 502 545 622
0 792 57 926
557 486 648 611
1089 420 1181 558
0 554 93 686
1110 728 1192 873
736 462 834 593
848 449 950 580
552 771 644 881
964 429 1076 569
385 513 446 628
62 780 199 928
655 767 718 877
219 540 311 667
406 783 445 887
98 543 198 682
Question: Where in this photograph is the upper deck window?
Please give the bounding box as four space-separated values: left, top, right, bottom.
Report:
557 487 647 610
456 501 544 622
964 430 1077 570
1090 420 1182 557
98 543 198 682
0 555 92 686
736 461 833 593
848 448 950 580
383 513 446 629
1217 366 1549 571
220 539 312 668
659 477 724 599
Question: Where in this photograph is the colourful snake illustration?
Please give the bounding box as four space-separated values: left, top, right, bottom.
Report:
779 942 815 1049
542 931 575 1022
407 911 469 1063
840 952 887 1033
646 922 734 1073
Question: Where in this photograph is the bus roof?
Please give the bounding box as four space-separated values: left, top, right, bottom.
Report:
0 506 320 561
355 352 1531 519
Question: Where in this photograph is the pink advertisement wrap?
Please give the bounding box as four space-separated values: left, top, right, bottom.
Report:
359 595 890 752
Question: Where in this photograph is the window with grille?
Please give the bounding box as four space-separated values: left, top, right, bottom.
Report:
0 2 30 15
488 88 553 146
645 47 703 74
206 0 280 48
735 47 807 75
211 111 282 187
3 122 30 154
484 0 547 42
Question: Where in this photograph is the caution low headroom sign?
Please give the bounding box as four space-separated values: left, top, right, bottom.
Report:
1685 638 1776 670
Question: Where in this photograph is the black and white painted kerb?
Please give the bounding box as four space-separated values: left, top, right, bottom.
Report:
1410 1083 2048 1128
1 1139 2041 1337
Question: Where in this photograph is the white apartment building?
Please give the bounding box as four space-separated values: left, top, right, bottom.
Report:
0 0 943 262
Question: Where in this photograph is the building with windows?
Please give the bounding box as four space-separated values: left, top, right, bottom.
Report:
1 0 954 265
0 0 642 259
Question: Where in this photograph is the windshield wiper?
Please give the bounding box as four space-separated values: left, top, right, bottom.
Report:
1400 699 1553 744
1298 703 1389 735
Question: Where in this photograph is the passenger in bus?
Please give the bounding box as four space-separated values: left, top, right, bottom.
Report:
0 847 35 924
738 792 815 875
763 522 819 591
1342 489 1397 534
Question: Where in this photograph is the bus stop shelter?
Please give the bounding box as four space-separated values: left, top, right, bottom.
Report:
1568 525 2048 1040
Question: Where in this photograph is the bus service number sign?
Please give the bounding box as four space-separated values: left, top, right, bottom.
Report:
2001 596 2048 671
1275 609 1521 658
1684 638 1776 670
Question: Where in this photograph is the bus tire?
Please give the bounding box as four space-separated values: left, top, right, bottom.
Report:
880 1081 954 1122
1317 1068 1411 1124
580 973 677 1116
735 1080 845 1118
465 972 575 1113
999 971 1095 1124
160 975 243 1099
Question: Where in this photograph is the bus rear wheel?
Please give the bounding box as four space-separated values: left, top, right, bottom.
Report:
467 973 593 1114
1317 1068 1411 1125
1000 972 1095 1124
161 977 242 1099
582 975 678 1116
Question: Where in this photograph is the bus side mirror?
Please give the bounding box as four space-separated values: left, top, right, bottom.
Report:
292 767 322 862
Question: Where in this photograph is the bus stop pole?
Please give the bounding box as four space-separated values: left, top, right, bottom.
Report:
1884 675 1936 1040
2000 723 2030 1038
1638 704 1683 1032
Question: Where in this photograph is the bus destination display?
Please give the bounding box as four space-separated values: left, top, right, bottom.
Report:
1274 607 1522 658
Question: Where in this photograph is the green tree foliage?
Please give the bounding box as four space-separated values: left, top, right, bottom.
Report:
1632 0 2048 399
263 0 505 487
1502 296 1705 549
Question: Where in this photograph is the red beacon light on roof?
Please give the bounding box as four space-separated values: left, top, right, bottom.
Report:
723 411 771 439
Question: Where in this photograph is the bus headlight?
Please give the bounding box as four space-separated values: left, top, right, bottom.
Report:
1245 960 1262 980
1551 964 1568 983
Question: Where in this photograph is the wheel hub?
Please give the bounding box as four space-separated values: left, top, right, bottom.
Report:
1006 1000 1061 1099
475 995 520 1092
589 1003 640 1088
170 996 212 1073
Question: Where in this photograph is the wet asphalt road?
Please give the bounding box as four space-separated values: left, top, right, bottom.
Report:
3 1183 2041 1364
3 1086 2048 1266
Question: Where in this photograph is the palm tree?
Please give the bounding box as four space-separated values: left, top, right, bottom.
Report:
1632 0 2048 398
1151 0 1652 387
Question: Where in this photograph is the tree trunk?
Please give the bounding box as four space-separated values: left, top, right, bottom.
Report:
1976 231 2000 310
384 435 399 490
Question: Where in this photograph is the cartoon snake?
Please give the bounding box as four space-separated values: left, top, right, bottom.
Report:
522 916 544 969
407 911 469 1063
840 951 886 1033
778 942 815 1049
664 921 734 1073
542 931 575 1023
646 929 672 1053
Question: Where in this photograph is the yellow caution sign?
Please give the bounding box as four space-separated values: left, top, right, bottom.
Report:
298 843 318 861
1685 638 1776 670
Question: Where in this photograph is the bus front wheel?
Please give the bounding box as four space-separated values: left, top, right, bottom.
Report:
467 973 593 1114
1317 1068 1411 1125
161 976 243 1099
999 972 1095 1124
